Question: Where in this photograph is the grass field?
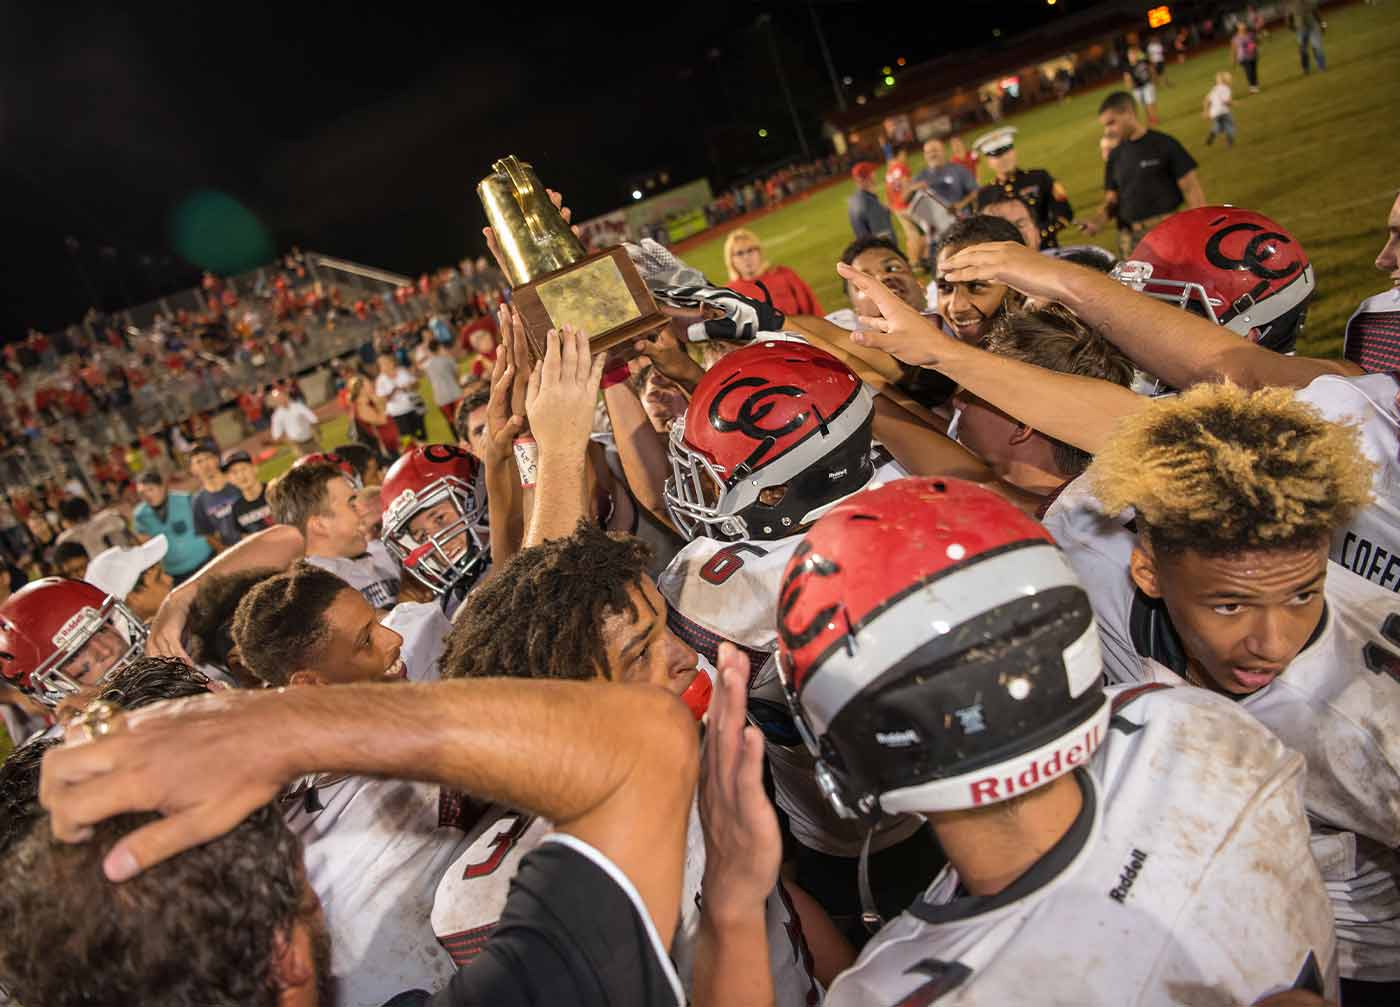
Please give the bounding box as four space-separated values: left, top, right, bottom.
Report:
680 2 1400 360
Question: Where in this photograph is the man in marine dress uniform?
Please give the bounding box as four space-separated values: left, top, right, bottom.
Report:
971 126 1073 249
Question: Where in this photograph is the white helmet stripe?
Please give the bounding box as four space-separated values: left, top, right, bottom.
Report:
797 542 1098 737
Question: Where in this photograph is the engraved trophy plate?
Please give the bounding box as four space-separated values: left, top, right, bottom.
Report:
534 256 643 337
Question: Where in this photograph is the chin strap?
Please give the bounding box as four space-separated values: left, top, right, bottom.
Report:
857 826 884 934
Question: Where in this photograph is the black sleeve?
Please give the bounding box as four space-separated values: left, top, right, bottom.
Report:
431 837 682 1007
1165 134 1198 180
1103 154 1118 193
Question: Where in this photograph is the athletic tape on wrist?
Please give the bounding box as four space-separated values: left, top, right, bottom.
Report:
513 436 539 488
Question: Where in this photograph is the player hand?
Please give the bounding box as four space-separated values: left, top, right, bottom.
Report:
525 325 605 462
144 590 194 664
938 240 1075 303
39 689 294 882
1078 217 1103 236
836 260 960 368
633 325 705 392
484 304 526 466
699 644 782 923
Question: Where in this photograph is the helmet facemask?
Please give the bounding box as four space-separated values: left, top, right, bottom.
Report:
382 477 487 596
29 597 148 708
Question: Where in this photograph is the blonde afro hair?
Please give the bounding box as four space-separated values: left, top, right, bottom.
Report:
1091 382 1374 556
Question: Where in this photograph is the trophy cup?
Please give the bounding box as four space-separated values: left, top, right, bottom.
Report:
478 155 669 361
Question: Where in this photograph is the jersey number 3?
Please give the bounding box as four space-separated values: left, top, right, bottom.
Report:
462 815 533 879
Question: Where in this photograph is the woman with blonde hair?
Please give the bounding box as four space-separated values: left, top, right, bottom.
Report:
721 228 822 316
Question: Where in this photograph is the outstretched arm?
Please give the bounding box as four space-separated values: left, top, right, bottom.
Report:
145 523 306 663
935 242 1362 390
837 261 1145 456
41 675 698 949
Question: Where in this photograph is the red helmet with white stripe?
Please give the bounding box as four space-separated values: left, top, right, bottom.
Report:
776 478 1108 819
665 341 875 542
380 445 487 596
0 578 147 707
1112 206 1314 353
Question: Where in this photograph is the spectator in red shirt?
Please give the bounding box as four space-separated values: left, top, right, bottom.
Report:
949 135 979 179
884 149 928 267
721 228 823 317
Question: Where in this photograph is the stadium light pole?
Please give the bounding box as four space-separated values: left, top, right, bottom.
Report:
758 13 812 160
808 4 847 113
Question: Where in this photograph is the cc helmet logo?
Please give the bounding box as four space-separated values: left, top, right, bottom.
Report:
422 444 471 464
778 540 843 656
1203 222 1300 281
708 376 806 442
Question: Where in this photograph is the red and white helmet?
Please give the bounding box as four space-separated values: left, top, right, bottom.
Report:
292 452 362 489
665 341 875 541
1112 206 1314 353
380 445 487 596
776 478 1108 820
0 578 147 707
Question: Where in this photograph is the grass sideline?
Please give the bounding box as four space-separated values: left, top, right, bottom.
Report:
679 2 1400 361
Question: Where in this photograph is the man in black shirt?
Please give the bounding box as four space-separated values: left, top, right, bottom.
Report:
1083 91 1205 258
223 449 276 537
28 672 700 1007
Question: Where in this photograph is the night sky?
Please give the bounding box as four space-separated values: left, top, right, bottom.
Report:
2 1 1103 335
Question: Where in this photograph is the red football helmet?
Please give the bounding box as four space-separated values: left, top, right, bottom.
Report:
380 445 487 595
776 478 1108 819
1113 206 1314 353
292 452 362 489
0 578 147 707
665 341 875 541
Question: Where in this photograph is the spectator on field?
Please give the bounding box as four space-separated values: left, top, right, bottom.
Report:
1287 0 1326 73
721 228 823 317
268 387 321 456
132 472 216 584
188 440 243 547
422 339 465 426
222 450 275 539
1204 71 1237 148
53 496 132 558
1233 20 1261 93
912 138 978 213
85 537 172 623
1146 34 1169 85
1123 45 1160 126
981 196 1042 251
949 136 978 179
376 353 426 444
53 541 89 581
348 375 400 460
847 162 897 246
884 149 927 267
1083 91 1205 258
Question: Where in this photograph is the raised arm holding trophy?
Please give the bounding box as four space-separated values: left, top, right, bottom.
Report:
478 155 669 362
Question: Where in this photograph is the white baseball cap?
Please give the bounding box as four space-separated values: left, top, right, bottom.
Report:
86 536 168 600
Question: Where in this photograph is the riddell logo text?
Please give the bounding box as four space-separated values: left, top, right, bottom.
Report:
965 724 1102 805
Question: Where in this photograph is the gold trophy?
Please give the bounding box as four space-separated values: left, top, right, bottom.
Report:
478 155 668 361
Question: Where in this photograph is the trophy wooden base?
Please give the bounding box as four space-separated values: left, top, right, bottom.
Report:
510 246 669 364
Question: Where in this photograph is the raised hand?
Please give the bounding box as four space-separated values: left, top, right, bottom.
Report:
836 260 959 368
525 325 605 462
937 240 1077 303
698 644 782 922
484 304 526 466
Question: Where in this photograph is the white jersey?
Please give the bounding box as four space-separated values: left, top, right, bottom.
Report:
287 776 485 1007
307 539 401 610
658 459 922 857
1295 372 1400 590
825 685 1338 1006
431 801 823 1006
381 599 452 683
1045 475 1400 978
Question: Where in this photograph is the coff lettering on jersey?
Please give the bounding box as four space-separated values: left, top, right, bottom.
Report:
1340 531 1400 590
1109 849 1148 903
